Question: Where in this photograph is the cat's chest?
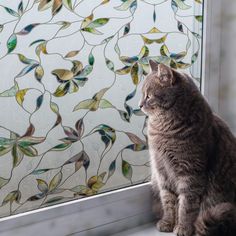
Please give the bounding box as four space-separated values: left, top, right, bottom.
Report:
148 133 183 179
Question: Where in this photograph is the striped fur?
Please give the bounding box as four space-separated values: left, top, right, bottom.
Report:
140 62 236 236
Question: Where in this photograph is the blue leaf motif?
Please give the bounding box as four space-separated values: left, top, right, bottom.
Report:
17 24 40 35
16 64 39 77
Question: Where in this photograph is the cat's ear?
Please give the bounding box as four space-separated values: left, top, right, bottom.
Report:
157 63 176 85
149 60 159 72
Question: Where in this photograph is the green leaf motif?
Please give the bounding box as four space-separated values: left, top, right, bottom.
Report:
12 144 24 167
173 0 191 10
99 99 114 109
37 179 49 193
18 145 38 157
82 27 102 35
108 160 116 178
4 7 19 17
88 18 109 28
52 143 71 151
73 99 97 111
160 44 169 57
53 83 70 97
0 83 19 97
115 0 136 11
62 0 73 9
122 160 132 180
2 191 21 205
131 62 139 85
7 34 17 53
49 172 63 191
18 54 38 65
89 52 95 66
195 15 203 22
94 124 116 148
77 65 93 77
0 177 9 189
105 58 114 71
18 1 23 15
73 88 109 111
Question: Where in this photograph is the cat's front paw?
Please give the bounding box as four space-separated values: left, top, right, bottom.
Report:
156 219 174 232
173 224 194 236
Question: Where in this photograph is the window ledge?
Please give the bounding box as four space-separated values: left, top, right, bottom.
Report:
114 223 175 236
0 183 155 236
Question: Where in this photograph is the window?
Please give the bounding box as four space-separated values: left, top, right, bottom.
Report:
0 0 205 234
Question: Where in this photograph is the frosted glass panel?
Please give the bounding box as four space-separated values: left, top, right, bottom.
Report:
0 0 203 217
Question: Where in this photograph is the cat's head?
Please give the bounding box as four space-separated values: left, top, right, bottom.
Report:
139 60 193 116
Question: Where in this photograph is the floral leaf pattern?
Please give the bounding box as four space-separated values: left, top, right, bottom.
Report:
0 0 203 217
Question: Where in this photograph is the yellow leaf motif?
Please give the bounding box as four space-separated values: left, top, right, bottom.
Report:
38 0 53 11
101 0 110 4
35 66 44 81
52 69 74 81
148 27 161 33
62 0 72 9
81 14 94 29
155 34 167 44
49 171 62 191
52 0 63 16
16 89 29 106
141 35 154 44
73 99 99 111
36 42 48 57
131 62 139 85
65 50 80 58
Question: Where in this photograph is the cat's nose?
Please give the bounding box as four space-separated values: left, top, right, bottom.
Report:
139 101 144 108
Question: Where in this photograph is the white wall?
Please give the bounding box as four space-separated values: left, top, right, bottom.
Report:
219 0 236 133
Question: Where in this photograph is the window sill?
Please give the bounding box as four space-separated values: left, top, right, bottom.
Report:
0 183 155 236
114 223 174 236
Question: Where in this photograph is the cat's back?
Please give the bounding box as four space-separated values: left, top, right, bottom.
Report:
210 114 236 180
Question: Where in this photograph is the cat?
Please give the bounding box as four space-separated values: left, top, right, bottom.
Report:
139 60 236 236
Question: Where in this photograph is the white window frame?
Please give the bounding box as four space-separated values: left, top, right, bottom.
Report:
201 0 222 112
0 1 221 235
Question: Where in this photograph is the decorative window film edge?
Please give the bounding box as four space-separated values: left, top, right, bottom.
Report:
0 0 203 218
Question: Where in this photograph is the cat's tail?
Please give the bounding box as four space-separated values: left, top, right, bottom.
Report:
195 202 236 236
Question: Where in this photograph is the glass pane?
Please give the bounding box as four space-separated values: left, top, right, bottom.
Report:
0 0 203 218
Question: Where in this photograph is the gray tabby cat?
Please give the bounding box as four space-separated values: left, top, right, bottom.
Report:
139 60 236 236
